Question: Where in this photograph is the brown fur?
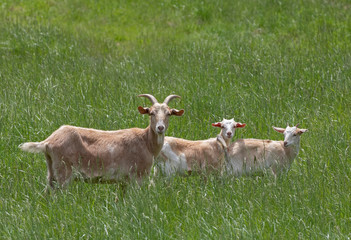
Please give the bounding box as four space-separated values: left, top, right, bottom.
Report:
23 126 161 187
156 119 246 175
227 138 299 175
159 137 227 173
20 94 184 188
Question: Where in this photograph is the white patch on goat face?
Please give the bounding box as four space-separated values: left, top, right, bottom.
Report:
221 119 236 140
283 126 299 147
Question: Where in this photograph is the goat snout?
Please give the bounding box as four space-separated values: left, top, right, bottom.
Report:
157 125 165 133
227 132 232 137
284 141 288 147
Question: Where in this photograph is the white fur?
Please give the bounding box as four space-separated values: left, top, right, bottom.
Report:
19 142 46 153
157 143 188 175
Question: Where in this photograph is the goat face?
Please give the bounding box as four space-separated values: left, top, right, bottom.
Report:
212 118 246 140
138 100 184 135
150 103 176 135
273 125 308 147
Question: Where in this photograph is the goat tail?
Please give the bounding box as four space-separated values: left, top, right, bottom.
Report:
19 142 46 153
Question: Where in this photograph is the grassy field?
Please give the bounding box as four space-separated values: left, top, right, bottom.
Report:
1 0 350 239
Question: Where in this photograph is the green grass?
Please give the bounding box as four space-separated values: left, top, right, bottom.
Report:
1 0 350 239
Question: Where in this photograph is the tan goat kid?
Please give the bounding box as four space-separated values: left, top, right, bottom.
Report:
226 124 308 176
19 94 184 189
156 118 246 175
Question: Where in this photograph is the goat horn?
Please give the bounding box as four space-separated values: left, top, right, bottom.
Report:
295 123 300 128
138 94 158 105
163 95 181 105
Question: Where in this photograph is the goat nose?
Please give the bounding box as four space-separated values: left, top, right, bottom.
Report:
284 141 288 147
227 132 232 137
157 126 165 132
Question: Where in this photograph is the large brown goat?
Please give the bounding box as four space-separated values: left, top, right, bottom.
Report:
19 94 184 188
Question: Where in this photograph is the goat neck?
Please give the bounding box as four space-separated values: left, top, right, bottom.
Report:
284 139 300 161
144 125 164 157
216 134 229 162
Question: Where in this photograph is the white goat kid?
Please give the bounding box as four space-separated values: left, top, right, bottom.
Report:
19 94 184 189
226 124 308 176
156 118 246 176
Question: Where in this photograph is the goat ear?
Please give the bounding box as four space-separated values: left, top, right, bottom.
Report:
273 126 285 133
138 106 150 115
212 122 222 128
297 128 308 135
235 123 246 128
171 109 184 116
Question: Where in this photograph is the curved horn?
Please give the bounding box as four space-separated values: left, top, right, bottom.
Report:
138 94 158 105
163 95 181 105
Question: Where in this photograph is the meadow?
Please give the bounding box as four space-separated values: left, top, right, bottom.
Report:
0 0 350 239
